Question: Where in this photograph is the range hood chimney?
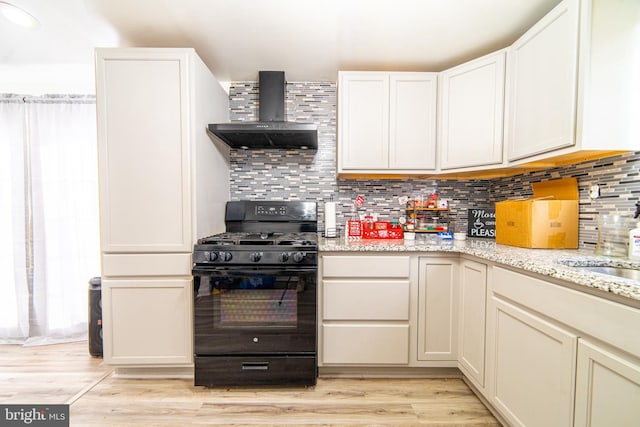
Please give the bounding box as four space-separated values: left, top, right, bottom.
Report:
207 71 318 150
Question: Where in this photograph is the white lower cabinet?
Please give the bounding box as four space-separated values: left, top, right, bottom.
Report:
318 252 640 425
320 254 411 365
458 259 487 388
487 266 640 426
416 258 458 363
489 297 577 427
102 278 192 366
574 339 640 427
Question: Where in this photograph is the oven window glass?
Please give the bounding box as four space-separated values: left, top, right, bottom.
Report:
213 274 306 328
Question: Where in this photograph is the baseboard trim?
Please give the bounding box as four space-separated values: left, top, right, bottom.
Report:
113 366 193 379
318 366 462 379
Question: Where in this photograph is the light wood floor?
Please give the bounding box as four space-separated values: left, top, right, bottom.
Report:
1 341 501 426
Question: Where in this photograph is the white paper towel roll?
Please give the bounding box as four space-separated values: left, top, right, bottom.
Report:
324 201 337 237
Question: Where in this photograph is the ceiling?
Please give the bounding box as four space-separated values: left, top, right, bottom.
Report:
1 0 563 82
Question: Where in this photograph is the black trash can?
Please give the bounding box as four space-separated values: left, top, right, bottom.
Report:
88 277 103 357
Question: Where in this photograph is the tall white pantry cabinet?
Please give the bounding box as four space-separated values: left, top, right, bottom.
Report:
95 48 230 376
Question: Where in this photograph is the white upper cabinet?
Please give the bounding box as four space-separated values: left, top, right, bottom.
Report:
337 0 638 177
389 73 437 170
506 0 579 161
97 52 190 253
96 48 230 255
506 0 639 163
338 71 437 174
438 50 506 170
338 72 389 170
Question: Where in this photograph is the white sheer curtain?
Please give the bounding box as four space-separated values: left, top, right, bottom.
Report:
0 95 29 341
0 94 100 345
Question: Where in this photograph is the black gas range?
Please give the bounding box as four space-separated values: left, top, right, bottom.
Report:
192 200 318 387
193 231 317 266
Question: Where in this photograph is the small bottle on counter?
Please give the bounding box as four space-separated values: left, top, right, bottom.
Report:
427 186 439 208
346 205 361 239
363 215 374 230
629 222 640 261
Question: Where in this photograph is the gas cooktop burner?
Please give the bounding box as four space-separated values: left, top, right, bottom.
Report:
198 232 317 246
193 201 318 267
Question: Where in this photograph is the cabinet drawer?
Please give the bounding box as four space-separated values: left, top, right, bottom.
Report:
322 255 410 278
492 267 640 358
102 253 192 276
322 324 409 364
323 280 410 320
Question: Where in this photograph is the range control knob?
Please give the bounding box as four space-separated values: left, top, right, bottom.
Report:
249 252 262 262
205 251 218 262
279 252 290 263
219 251 232 262
292 252 306 263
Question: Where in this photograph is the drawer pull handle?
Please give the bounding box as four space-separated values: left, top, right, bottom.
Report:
242 362 269 371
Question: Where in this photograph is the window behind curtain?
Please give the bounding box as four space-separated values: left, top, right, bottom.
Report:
0 94 100 344
0 96 29 341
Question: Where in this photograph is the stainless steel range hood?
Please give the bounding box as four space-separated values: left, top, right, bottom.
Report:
207 71 318 150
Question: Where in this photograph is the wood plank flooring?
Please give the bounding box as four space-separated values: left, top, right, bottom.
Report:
0 341 501 426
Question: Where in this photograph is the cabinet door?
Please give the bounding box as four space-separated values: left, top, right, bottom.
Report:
389 73 437 170
96 50 191 253
490 297 576 427
417 258 458 361
439 51 505 170
458 259 487 387
338 72 389 170
575 340 640 426
506 0 580 161
102 278 192 365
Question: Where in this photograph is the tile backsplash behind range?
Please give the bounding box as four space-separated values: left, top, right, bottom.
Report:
228 81 640 249
228 81 492 233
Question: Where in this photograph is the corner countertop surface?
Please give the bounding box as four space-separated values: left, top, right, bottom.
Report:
318 236 640 305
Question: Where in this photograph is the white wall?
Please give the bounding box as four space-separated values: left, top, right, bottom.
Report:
0 64 95 95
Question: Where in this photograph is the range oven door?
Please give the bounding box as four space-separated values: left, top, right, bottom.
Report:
193 266 317 356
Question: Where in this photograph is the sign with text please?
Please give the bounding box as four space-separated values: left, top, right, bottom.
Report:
468 208 496 238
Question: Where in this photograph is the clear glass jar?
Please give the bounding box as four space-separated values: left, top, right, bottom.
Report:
595 214 636 257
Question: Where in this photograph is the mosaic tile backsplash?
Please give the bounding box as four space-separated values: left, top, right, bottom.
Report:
229 81 640 249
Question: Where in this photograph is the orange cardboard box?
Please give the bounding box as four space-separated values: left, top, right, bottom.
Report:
495 177 579 248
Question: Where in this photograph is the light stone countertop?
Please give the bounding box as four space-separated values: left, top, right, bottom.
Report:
318 236 640 305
